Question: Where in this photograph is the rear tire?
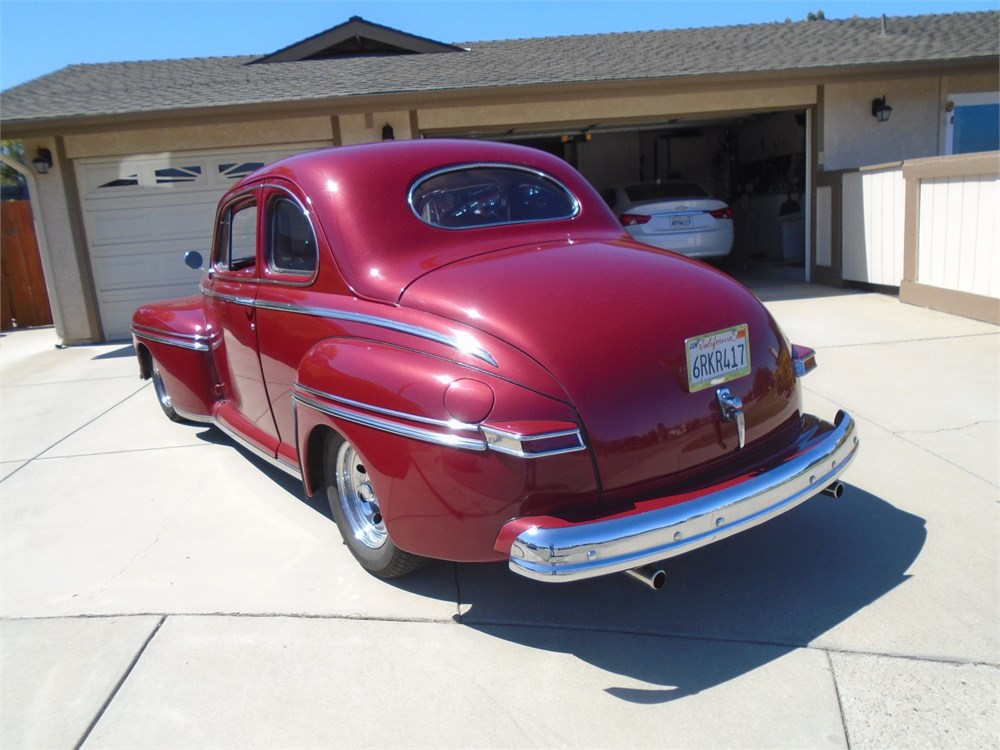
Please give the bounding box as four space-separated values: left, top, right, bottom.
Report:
323 432 427 579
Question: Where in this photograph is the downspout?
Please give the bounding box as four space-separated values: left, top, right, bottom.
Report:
0 152 66 345
804 108 812 283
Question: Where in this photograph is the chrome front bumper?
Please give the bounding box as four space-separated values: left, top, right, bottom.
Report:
504 410 859 583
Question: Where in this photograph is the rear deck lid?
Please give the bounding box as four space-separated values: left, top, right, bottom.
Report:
402 239 800 495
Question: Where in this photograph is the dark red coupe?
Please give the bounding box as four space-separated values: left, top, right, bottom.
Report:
131 140 858 588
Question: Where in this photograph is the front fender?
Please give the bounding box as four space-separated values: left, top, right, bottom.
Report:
131 295 218 419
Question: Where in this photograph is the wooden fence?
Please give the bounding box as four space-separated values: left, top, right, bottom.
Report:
1 200 53 330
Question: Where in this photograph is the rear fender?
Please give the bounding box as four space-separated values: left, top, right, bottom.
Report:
294 338 599 562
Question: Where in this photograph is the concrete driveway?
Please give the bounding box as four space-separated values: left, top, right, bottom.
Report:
2 281 998 749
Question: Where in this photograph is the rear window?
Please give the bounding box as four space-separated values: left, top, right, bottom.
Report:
624 182 709 202
410 165 580 229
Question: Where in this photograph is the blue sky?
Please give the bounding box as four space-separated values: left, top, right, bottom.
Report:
2 0 997 90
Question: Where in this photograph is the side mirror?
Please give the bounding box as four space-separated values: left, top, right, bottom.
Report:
184 251 205 271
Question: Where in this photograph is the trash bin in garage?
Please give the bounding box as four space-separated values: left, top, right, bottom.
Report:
778 199 804 261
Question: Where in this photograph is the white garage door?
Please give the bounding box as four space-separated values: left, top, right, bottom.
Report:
77 143 329 340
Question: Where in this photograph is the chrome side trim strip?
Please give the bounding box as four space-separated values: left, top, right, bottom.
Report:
257 300 498 367
171 405 214 425
294 384 587 459
130 325 212 352
505 411 860 583
213 419 302 479
294 383 477 431
196 289 497 367
293 392 487 452
200 287 256 307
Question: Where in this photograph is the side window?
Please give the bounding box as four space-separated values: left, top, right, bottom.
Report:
229 205 258 269
268 196 317 275
214 200 258 271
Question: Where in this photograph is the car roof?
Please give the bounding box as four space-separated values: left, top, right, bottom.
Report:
237 139 623 302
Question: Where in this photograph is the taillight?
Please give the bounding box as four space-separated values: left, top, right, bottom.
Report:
620 213 651 226
709 207 734 219
481 421 586 458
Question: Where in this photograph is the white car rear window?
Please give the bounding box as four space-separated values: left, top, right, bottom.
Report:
625 182 710 202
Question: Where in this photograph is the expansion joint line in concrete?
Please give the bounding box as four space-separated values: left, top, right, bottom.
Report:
826 650 852 750
0 381 149 484
73 615 166 750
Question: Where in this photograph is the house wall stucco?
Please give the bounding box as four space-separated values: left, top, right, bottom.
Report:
64 116 335 159
21 137 102 344
821 72 999 170
339 111 413 144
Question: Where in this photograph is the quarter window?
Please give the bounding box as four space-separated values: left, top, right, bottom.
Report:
268 196 317 275
410 166 580 229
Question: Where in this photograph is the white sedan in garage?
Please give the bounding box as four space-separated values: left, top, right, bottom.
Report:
602 181 734 259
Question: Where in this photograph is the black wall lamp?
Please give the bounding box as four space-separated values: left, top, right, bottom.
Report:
871 96 893 123
381 123 394 140
32 148 53 174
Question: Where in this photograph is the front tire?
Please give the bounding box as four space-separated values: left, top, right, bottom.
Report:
151 360 185 423
323 433 426 579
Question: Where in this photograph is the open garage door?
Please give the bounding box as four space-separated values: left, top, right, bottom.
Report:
76 142 328 340
453 109 810 278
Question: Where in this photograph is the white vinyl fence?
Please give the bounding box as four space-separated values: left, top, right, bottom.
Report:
833 152 998 322
915 173 999 298
842 166 906 287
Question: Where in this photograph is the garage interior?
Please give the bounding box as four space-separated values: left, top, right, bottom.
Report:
455 108 809 278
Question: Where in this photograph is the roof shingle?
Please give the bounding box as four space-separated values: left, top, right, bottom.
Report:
2 12 997 126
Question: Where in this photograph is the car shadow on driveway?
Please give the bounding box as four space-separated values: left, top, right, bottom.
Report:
444 486 926 703
90 343 136 359
193 425 926 703
193 426 332 517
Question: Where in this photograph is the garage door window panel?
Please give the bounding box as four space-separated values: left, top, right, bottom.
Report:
154 165 204 185
219 162 266 181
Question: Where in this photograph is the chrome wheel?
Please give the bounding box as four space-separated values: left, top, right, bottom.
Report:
151 360 182 422
152 363 173 411
335 441 388 549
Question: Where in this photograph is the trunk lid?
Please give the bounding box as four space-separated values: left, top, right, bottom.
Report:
401 239 800 495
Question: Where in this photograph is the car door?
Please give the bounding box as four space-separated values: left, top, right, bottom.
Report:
254 181 349 471
202 185 281 455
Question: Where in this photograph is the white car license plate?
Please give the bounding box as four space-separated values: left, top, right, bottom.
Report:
670 215 693 228
685 324 751 392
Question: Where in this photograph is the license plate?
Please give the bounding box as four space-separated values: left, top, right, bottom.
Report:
670 215 693 228
685 324 751 392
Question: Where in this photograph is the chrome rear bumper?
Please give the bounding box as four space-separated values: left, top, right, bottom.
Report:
504 411 858 583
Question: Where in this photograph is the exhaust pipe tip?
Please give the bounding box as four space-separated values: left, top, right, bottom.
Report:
822 481 845 499
624 565 667 591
